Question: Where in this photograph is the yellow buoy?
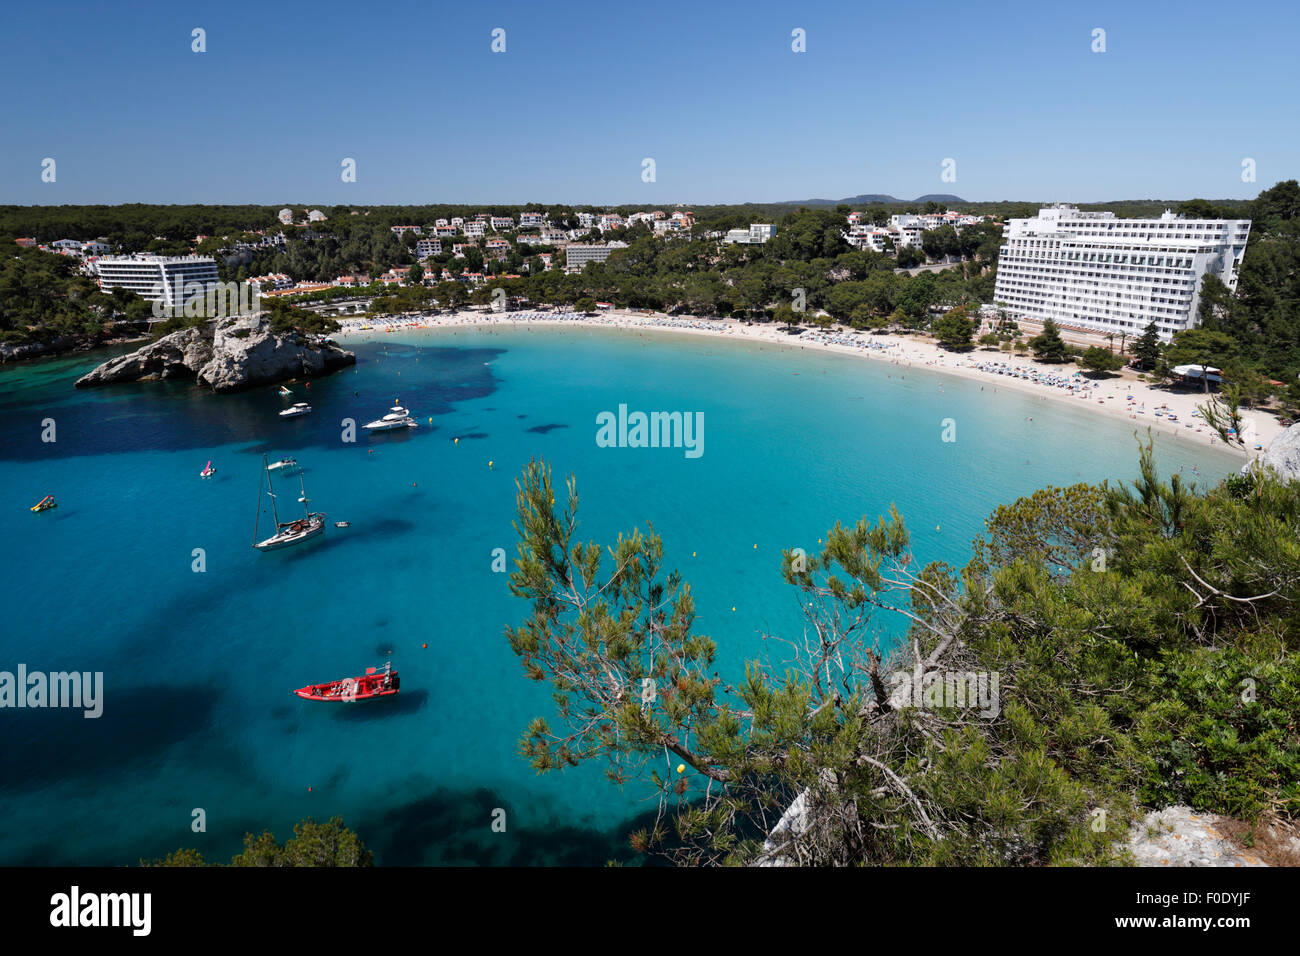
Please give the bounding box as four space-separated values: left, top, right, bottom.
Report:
731 606 736 612
454 438 459 444
488 461 494 469
676 764 686 774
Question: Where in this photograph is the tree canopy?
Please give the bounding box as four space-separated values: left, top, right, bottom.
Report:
505 447 1300 865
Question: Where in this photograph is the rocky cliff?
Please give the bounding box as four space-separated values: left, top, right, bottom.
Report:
1244 421 1300 482
74 314 354 393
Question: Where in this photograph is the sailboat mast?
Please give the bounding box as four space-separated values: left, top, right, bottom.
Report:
265 456 281 527
298 469 310 519
253 456 265 545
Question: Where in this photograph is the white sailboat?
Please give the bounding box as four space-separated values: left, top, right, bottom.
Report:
253 455 325 552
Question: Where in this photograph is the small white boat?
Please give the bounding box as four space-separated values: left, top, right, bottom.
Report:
363 404 418 431
268 458 298 471
280 403 312 418
279 386 293 396
200 460 216 478
335 521 350 528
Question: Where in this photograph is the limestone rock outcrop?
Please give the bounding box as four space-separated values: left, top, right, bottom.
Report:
75 315 354 392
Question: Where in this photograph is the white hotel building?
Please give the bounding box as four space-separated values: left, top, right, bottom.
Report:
565 241 628 271
993 205 1251 340
94 255 221 308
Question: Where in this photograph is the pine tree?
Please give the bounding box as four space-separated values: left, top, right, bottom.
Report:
1028 319 1069 362
1132 321 1162 371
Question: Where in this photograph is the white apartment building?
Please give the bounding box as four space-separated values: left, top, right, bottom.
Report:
565 242 628 271
887 215 927 248
519 212 545 228
723 223 775 245
415 238 443 258
462 221 486 238
993 204 1251 340
95 255 220 308
846 225 892 253
248 272 293 291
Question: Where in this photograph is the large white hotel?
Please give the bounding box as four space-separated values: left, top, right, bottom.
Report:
94 255 220 308
992 205 1251 340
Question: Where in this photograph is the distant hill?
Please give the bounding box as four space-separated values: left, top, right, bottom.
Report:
786 193 966 206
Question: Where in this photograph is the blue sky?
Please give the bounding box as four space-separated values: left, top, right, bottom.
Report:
1 0 1295 205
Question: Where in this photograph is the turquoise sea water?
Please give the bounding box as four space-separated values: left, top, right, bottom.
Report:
0 326 1241 865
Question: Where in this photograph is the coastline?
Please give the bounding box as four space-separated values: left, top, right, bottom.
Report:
335 309 1281 460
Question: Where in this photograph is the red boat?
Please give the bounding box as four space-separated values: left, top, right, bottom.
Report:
294 662 399 702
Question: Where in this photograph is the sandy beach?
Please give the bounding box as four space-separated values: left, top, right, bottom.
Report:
332 308 1285 460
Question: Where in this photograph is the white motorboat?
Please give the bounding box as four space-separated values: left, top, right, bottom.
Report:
363 404 418 431
253 455 326 552
268 457 298 471
279 403 312 418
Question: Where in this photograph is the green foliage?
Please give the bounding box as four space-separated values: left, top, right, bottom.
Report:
1132 321 1161 371
970 483 1108 577
505 443 1300 865
230 817 373 867
263 298 339 336
931 307 974 350
1028 319 1069 362
1194 181 1300 382
1132 648 1300 817
0 247 135 344
1198 388 1245 446
143 817 372 867
1079 345 1126 375
1165 328 1238 372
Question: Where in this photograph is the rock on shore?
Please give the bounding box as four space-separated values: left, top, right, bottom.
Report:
1246 421 1300 481
1125 806 1270 866
1 336 79 363
74 314 355 393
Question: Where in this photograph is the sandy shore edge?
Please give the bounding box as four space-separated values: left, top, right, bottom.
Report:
333 309 1282 459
